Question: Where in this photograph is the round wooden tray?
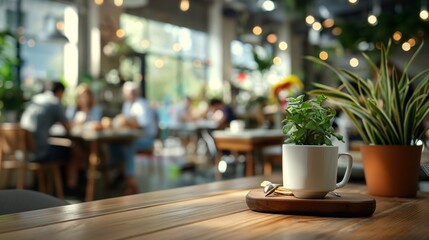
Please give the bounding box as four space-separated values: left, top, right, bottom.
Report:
246 189 376 217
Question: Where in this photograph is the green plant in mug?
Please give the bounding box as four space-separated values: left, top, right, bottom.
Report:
282 94 343 145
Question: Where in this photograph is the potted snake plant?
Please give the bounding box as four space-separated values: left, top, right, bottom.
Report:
307 41 429 197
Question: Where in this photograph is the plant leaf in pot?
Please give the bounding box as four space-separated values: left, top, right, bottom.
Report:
282 94 343 145
281 95 353 199
307 41 429 197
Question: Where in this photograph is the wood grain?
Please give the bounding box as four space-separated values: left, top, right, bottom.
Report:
0 175 280 233
0 176 428 240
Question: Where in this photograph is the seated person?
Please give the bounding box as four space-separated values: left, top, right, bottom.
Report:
205 98 235 130
20 81 80 191
109 81 158 195
174 96 194 125
66 83 104 186
66 83 103 128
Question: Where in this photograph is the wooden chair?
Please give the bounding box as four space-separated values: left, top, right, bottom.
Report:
262 146 282 176
0 123 64 198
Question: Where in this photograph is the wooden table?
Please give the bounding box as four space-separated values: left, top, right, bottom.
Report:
212 129 284 178
69 129 141 201
0 175 428 239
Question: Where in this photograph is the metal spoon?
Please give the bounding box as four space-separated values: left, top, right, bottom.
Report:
263 183 282 197
330 191 341 197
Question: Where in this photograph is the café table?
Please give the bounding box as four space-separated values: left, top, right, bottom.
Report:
53 128 142 201
165 119 220 160
212 129 284 178
0 175 428 239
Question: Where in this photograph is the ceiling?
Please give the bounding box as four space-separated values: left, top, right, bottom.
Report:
54 0 422 27
123 0 424 30
120 0 428 50
52 0 428 73
220 0 427 47
221 0 418 23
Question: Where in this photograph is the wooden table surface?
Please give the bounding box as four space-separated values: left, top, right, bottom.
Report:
1 175 428 239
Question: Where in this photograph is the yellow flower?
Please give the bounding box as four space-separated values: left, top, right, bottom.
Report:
272 74 304 99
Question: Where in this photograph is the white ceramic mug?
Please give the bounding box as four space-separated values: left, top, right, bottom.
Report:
229 120 245 132
282 144 353 199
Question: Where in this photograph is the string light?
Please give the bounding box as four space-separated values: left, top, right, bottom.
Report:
172 43 182 52
94 0 103 5
180 0 190 12
103 42 115 56
56 20 64 31
252 26 262 36
18 35 25 44
114 0 123 7
305 15 315 25
420 9 429 20
154 58 165 69
368 14 378 25
408 38 416 47
319 51 329 61
312 21 322 31
368 0 380 26
141 39 150 49
348 0 358 4
278 41 288 51
420 1 429 21
332 27 342 36
323 18 335 28
266 33 277 44
116 28 125 38
349 58 359 67
402 42 411 51
273 56 281 65
260 0 276 11
392 31 402 42
27 38 36 47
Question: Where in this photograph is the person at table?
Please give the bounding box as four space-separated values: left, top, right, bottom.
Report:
20 81 80 190
110 81 158 195
165 95 194 134
66 83 103 130
66 83 104 186
175 96 195 124
205 98 235 130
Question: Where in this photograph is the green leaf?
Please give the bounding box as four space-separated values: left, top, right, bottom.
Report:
282 94 344 145
307 40 429 145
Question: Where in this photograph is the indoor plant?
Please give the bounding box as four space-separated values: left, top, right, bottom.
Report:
281 95 353 198
307 41 429 197
0 30 22 122
282 94 343 145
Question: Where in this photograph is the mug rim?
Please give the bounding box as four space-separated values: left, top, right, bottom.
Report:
282 144 338 148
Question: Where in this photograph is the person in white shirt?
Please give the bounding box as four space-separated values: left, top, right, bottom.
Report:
110 81 158 195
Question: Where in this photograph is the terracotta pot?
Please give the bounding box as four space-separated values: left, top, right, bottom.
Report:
361 145 422 198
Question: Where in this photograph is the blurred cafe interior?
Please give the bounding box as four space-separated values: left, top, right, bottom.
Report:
1 0 429 202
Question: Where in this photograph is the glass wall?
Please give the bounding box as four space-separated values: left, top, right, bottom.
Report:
0 0 77 120
120 14 208 104
0 0 77 88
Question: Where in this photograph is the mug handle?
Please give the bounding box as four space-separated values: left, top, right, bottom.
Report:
336 153 353 189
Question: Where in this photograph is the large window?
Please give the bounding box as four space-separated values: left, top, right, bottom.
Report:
0 0 77 91
145 54 179 102
230 40 279 96
120 14 208 104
